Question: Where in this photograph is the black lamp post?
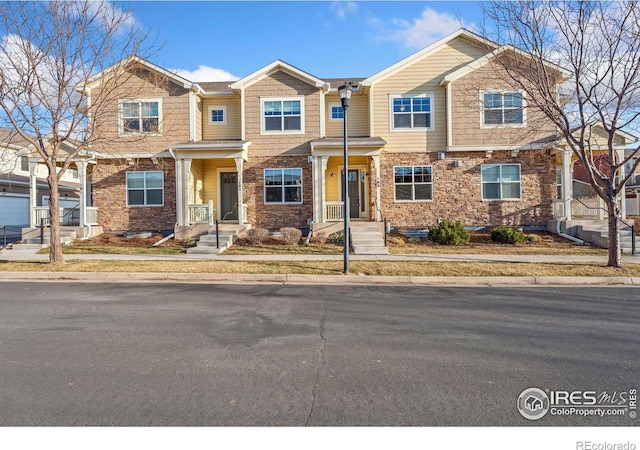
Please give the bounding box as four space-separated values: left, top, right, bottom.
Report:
338 82 353 274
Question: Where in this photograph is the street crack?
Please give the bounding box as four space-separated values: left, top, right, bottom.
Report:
305 301 326 426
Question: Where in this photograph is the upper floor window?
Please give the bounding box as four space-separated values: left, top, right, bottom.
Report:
390 94 433 131
330 104 344 120
20 156 29 172
120 99 161 134
126 171 164 206
481 164 521 200
262 97 304 134
264 168 302 204
209 105 226 124
394 165 433 201
481 92 524 126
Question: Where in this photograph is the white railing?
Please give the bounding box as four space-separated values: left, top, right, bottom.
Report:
86 207 99 225
188 201 215 225
242 203 248 224
552 199 565 218
34 206 89 226
325 201 344 222
553 197 607 219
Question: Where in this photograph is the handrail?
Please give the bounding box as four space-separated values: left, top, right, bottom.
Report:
619 217 637 256
0 225 6 249
221 202 238 223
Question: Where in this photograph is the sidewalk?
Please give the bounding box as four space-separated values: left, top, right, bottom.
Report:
1 246 639 286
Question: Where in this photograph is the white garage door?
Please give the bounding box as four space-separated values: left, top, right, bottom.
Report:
0 194 29 226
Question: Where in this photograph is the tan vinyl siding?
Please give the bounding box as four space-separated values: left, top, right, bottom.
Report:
325 93 370 138
244 71 321 156
195 97 203 141
372 36 490 153
451 64 556 147
202 96 242 140
90 67 191 155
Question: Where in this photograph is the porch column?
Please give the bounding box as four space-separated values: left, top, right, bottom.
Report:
182 158 192 226
29 161 37 228
78 160 87 227
175 158 184 226
372 154 381 222
234 157 244 224
617 148 626 219
313 156 328 223
561 150 573 220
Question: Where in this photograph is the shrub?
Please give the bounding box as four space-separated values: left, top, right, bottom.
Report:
491 226 527 244
313 231 329 244
246 227 269 245
407 236 422 245
329 231 344 245
279 227 302 245
427 219 470 245
387 236 405 246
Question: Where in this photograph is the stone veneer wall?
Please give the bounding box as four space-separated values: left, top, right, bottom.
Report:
243 154 313 230
92 158 176 232
379 150 556 228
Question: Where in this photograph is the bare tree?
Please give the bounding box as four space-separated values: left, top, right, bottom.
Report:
0 0 156 264
482 1 640 267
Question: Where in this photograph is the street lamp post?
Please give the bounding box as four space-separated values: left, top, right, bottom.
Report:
338 83 353 274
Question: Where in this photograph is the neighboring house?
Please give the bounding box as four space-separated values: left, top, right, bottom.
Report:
0 127 81 233
79 28 634 239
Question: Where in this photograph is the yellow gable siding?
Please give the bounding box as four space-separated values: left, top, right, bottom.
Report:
202 96 242 140
325 155 368 201
325 93 370 138
201 159 236 212
190 160 204 204
372 36 490 153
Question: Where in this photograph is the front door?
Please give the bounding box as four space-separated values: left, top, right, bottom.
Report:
220 172 238 221
342 169 367 219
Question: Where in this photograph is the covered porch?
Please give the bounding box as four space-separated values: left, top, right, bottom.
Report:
172 140 250 232
310 137 386 224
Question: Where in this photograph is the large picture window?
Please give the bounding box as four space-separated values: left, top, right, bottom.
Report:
394 166 433 201
126 171 164 206
390 94 432 130
481 164 521 200
482 92 524 126
262 98 303 133
264 168 302 204
120 99 161 134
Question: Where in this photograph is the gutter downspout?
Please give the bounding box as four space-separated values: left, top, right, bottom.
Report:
556 217 586 245
169 147 179 228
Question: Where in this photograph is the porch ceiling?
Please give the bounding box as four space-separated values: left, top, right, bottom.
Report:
310 137 385 157
172 140 250 160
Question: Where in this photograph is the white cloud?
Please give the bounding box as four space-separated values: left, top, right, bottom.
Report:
387 7 469 49
173 65 239 82
331 1 357 20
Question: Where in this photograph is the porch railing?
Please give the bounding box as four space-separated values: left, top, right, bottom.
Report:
325 201 344 222
552 197 608 219
86 207 99 225
34 206 99 226
188 201 216 225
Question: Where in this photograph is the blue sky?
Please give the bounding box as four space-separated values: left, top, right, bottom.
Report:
124 1 485 81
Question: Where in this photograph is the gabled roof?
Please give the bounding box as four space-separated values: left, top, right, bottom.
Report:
198 81 235 93
0 127 31 149
324 78 366 92
81 55 201 93
440 45 571 86
362 28 499 87
229 60 329 91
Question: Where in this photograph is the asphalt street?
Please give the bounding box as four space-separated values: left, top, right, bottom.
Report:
0 282 638 426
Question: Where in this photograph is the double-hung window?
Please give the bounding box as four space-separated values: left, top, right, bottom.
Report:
126 171 164 206
262 98 303 133
120 99 161 134
390 94 433 130
264 168 302 204
394 166 433 201
482 92 524 126
481 164 521 200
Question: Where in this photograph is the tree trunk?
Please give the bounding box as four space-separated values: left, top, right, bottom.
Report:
47 176 65 265
606 198 622 268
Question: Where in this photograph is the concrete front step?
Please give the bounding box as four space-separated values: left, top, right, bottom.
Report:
350 227 388 255
186 226 243 255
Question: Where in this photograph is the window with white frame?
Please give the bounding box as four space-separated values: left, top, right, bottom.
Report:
390 94 433 130
481 164 521 200
330 104 344 120
264 168 302 203
394 165 433 201
120 99 161 134
209 105 226 124
20 156 29 172
482 92 524 126
262 98 303 133
126 171 164 206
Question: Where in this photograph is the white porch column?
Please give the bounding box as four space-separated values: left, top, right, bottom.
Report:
617 148 626 219
182 158 192 226
78 160 87 227
313 156 328 223
561 150 573 220
29 161 37 228
234 157 244 224
175 158 184 226
372 154 382 222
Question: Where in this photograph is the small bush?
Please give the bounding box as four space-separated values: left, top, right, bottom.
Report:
491 226 527 244
387 236 405 246
314 231 329 244
247 227 269 245
329 231 344 245
526 233 541 243
407 236 422 245
427 219 470 245
279 227 302 245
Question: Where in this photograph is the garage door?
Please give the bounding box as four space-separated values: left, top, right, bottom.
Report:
0 194 29 226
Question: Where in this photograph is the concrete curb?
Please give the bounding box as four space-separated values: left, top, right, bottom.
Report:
0 272 638 286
